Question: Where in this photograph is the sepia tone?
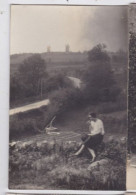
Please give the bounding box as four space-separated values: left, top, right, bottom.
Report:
9 5 128 190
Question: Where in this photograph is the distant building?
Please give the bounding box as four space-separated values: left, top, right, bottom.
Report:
47 46 51 53
65 44 70 53
42 44 88 64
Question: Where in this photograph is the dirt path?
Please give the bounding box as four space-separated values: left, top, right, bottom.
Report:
10 99 50 116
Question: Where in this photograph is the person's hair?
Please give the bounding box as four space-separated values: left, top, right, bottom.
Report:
89 112 97 118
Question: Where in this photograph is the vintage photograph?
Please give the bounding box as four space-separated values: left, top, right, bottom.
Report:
127 4 136 190
9 5 128 190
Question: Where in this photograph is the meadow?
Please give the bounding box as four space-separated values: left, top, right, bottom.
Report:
9 103 127 190
9 132 126 190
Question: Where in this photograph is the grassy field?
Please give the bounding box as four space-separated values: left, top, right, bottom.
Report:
9 103 127 190
9 133 126 190
10 101 127 141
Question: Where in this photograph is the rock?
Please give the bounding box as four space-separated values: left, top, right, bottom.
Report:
88 159 109 170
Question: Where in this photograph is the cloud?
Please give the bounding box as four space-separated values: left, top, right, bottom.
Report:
10 5 128 54
80 6 128 52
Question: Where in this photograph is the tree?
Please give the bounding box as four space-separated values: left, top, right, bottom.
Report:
18 54 47 96
88 43 110 63
83 44 118 102
10 73 22 102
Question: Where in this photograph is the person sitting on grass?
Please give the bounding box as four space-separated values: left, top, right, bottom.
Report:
73 112 105 162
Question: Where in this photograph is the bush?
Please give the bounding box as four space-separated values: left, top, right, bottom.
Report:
9 139 126 190
44 86 84 123
10 54 47 104
9 84 84 140
98 140 126 163
88 44 110 63
82 44 122 104
96 101 127 114
128 32 136 152
10 114 41 140
43 73 73 94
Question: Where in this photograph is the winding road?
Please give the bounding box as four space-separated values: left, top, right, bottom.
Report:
10 99 50 116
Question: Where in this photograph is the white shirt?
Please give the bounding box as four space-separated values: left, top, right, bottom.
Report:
88 119 105 136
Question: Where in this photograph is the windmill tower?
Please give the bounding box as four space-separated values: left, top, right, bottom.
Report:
47 46 51 53
65 44 70 53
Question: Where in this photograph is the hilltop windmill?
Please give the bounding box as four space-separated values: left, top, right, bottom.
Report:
65 44 70 53
47 46 51 52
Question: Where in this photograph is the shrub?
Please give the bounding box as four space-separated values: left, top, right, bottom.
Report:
128 32 136 152
43 73 73 94
10 115 40 140
43 87 84 126
9 139 126 190
10 54 48 105
88 44 110 63
82 44 122 104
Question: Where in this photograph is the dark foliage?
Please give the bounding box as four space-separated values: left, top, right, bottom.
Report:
10 57 73 108
43 73 73 94
83 44 120 103
10 54 47 105
9 139 126 190
128 32 136 153
88 44 110 63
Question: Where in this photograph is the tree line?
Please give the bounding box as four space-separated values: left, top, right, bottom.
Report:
10 44 123 108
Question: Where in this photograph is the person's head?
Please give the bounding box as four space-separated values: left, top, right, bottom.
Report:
88 112 97 121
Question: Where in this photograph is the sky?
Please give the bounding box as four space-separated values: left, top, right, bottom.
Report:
10 5 128 54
